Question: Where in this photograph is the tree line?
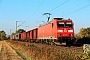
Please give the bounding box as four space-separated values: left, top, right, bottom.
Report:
75 27 90 40
11 29 26 35
0 29 25 40
0 30 7 40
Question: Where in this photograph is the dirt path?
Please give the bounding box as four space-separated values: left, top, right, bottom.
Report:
0 41 24 60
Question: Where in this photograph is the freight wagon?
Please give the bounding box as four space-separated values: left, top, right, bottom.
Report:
21 32 27 41
26 28 38 42
26 31 30 41
33 28 38 42
10 34 16 40
15 33 21 40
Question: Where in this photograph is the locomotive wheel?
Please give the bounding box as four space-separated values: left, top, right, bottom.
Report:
58 38 62 44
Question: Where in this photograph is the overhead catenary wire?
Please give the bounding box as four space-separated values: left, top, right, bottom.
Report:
36 0 45 11
17 21 25 27
36 0 69 22
49 0 69 12
31 0 45 17
62 4 90 17
36 0 69 20
36 15 43 20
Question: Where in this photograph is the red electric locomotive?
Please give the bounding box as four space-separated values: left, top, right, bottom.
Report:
38 18 75 45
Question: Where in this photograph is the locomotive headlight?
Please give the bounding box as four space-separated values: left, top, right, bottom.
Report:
58 30 63 32
68 30 73 32
70 34 73 37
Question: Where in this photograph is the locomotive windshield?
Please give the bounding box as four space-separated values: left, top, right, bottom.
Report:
57 22 64 27
65 22 73 27
57 22 73 27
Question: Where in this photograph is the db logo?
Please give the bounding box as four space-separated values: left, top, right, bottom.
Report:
64 28 67 32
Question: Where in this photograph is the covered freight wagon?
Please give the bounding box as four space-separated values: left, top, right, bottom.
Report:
30 30 33 41
15 33 21 41
21 32 27 41
33 28 38 42
10 34 16 40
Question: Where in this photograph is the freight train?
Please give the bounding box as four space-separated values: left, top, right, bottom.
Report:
11 18 76 45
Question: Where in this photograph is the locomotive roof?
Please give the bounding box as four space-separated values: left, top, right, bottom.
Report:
53 18 72 20
39 18 73 27
53 18 63 20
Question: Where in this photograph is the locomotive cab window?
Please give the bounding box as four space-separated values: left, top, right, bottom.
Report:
57 22 64 27
65 22 73 27
52 23 54 28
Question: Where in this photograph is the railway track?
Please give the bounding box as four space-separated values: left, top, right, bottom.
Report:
11 40 83 51
14 40 83 47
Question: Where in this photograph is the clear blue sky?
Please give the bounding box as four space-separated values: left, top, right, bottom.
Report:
0 0 90 35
